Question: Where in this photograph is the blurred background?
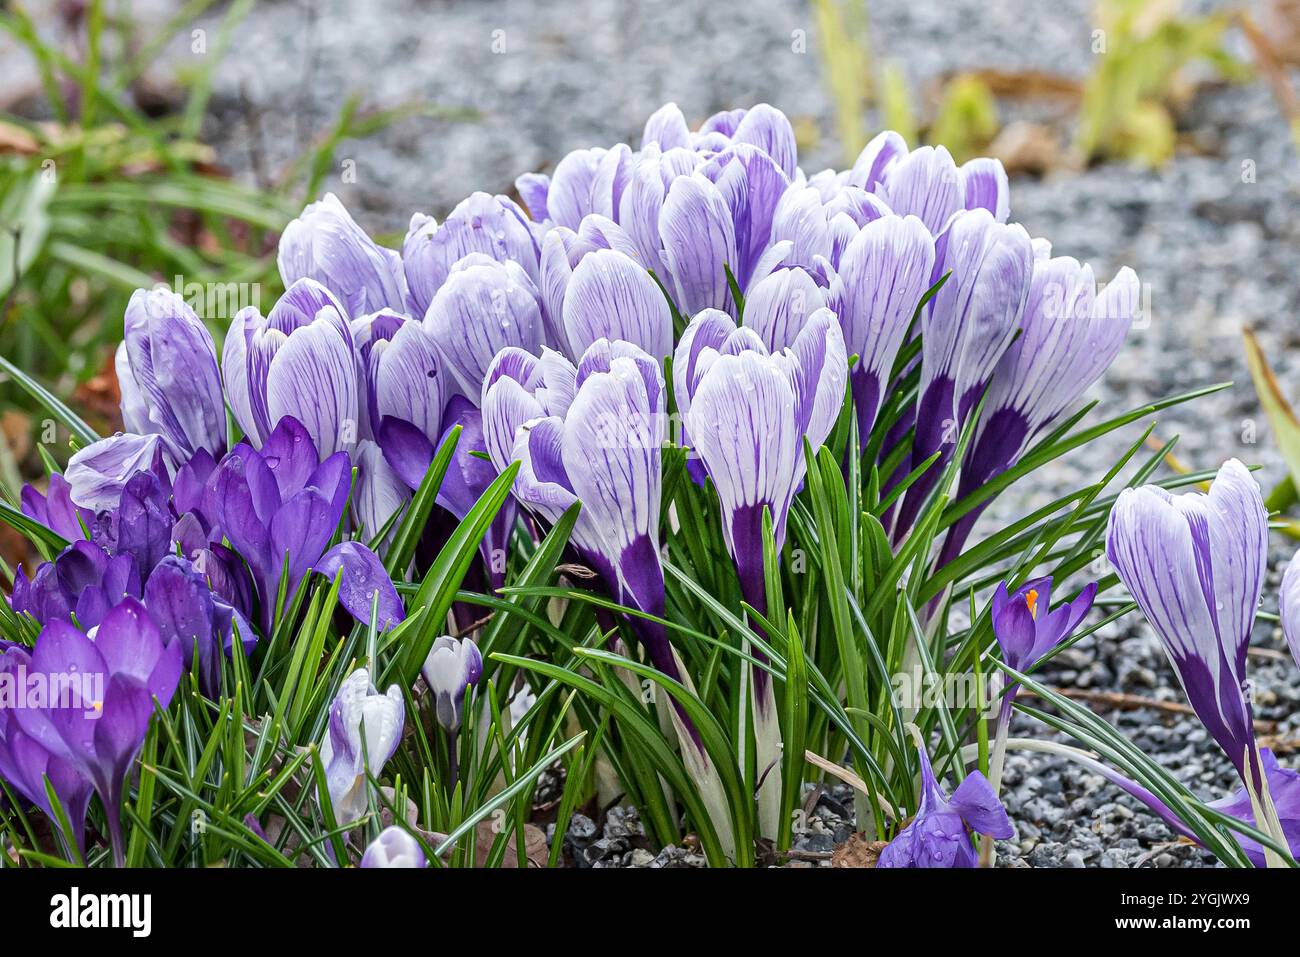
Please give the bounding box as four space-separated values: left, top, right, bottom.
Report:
0 0 1297 514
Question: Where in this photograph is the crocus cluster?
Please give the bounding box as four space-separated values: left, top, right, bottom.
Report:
3 100 1152 868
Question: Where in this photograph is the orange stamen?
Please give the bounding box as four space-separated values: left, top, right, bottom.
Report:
1025 589 1039 619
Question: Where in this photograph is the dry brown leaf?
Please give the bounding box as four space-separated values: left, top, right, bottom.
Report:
831 833 889 868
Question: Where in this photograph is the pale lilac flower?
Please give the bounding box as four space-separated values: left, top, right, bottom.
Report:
321 668 405 826
402 192 542 319
278 193 406 318
221 278 359 458
937 254 1139 567
1283 550 1300 672
894 208 1033 538
361 826 428 868
481 340 679 679
421 636 483 733
769 178 890 271
351 308 445 442
64 432 164 511
423 254 544 401
1106 460 1268 795
827 213 936 443
116 287 227 465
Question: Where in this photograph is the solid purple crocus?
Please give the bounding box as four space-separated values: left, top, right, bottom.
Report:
893 208 1033 539
421 635 482 733
935 253 1139 570
361 825 428 868
278 193 407 319
1106 458 1286 860
991 576 1098 675
143 555 253 695
116 287 228 466
10 539 141 631
0 642 94 856
877 745 1014 868
206 416 402 631
20 474 90 543
481 340 678 681
320 667 405 826
14 599 182 866
402 192 542 320
222 277 359 458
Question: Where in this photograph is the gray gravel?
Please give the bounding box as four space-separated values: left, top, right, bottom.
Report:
8 0 1300 866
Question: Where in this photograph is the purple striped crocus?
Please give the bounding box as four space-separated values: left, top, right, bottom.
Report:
14 599 182 866
1106 459 1289 865
849 131 1010 232
222 278 360 458
877 745 1013 868
278 193 407 319
769 178 890 272
539 222 671 361
422 635 482 734
893 208 1033 539
402 192 542 320
675 306 847 836
116 287 227 467
827 213 936 444
481 340 677 681
935 252 1139 570
1280 549 1300 671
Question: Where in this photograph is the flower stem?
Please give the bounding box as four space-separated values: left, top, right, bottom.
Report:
978 695 1014 868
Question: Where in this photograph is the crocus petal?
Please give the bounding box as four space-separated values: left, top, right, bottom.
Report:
361 826 428 868
659 173 738 317
265 318 360 458
64 433 163 511
562 248 672 360
316 541 405 631
1282 549 1300 672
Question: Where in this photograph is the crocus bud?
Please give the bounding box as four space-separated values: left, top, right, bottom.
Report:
117 287 227 465
401 193 541 319
1281 550 1300 672
423 254 544 402
321 668 405 825
221 278 359 458
360 826 428 868
991 576 1096 675
278 193 406 318
1107 459 1271 798
421 636 482 732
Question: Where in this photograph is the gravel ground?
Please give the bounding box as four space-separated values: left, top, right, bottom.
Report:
8 0 1300 866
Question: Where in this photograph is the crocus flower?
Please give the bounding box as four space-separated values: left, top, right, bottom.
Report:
421 635 482 733
64 432 163 511
14 599 182 865
482 340 676 678
539 229 671 361
360 826 428 868
529 143 634 232
1106 459 1285 858
769 178 890 271
742 260 830 352
893 209 1033 539
206 416 401 631
849 132 1010 231
10 539 141 631
222 278 359 458
143 555 253 695
991 576 1098 675
675 307 847 609
0 642 94 855
116 287 227 466
278 193 407 318
674 307 847 837
827 213 936 443
1279 549 1300 671
320 667 405 826
423 254 544 401
935 254 1139 570
351 308 445 442
877 745 1013 868
402 192 541 319
19 474 90 543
